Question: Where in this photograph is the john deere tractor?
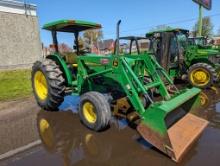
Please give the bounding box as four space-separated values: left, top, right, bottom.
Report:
188 36 220 53
146 28 220 88
31 20 208 162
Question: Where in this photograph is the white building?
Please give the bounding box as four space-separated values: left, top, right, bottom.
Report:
0 0 41 70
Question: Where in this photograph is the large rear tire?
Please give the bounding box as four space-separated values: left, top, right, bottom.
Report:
79 92 111 131
31 59 65 111
188 63 217 88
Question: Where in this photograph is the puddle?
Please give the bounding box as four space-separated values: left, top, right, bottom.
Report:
2 88 220 166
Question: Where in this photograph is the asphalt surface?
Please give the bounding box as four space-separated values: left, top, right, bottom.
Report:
0 90 220 166
0 97 39 156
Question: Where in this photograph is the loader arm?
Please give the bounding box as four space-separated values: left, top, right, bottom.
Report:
76 53 208 162
117 55 208 162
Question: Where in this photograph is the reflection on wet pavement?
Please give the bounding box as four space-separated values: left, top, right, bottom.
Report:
35 110 176 166
1 88 220 166
195 89 220 129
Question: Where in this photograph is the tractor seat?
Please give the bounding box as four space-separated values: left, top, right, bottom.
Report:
62 52 78 68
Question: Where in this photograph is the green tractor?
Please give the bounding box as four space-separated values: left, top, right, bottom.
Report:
146 28 220 88
188 36 208 46
188 36 220 52
31 20 208 162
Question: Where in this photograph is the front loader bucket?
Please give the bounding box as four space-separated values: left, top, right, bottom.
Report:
137 87 208 162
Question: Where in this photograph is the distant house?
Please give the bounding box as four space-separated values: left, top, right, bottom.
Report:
0 0 41 70
139 40 150 51
92 39 114 55
212 36 220 45
92 38 150 55
126 39 150 53
42 45 50 57
42 43 73 57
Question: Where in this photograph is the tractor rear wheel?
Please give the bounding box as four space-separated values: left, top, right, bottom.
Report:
79 92 111 131
31 59 65 111
188 63 217 88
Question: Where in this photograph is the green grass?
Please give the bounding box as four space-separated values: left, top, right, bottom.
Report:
0 70 32 101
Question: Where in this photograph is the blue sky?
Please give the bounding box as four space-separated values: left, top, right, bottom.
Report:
27 0 220 46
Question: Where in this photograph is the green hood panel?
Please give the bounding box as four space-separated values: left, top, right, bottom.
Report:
197 49 219 56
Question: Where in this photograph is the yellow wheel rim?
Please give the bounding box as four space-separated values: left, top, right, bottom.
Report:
39 118 54 149
190 68 210 87
34 71 48 100
83 102 97 124
85 133 98 156
199 92 209 106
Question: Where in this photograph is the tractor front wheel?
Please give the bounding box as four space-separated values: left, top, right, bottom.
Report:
31 59 65 111
79 92 111 131
188 63 217 88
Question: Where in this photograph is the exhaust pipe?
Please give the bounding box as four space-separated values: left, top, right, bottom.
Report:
116 20 121 55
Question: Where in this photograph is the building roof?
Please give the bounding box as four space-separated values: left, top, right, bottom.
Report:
0 0 37 16
0 0 36 8
43 19 102 32
96 39 114 50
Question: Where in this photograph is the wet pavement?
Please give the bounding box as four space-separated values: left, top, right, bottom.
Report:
1 89 220 166
0 97 39 156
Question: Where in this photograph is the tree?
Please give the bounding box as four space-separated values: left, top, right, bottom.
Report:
193 16 213 37
82 30 103 50
59 43 72 53
78 36 84 49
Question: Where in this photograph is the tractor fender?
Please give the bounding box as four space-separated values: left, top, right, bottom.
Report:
190 58 215 67
46 54 73 86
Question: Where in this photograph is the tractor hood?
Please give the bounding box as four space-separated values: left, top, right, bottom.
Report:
197 48 219 56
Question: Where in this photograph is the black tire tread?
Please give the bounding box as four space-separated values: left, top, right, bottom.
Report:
188 62 217 88
32 59 65 111
79 91 111 131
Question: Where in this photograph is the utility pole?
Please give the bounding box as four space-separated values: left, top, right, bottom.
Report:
198 4 203 37
192 0 212 37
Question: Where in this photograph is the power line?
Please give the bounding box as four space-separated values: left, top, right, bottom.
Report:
104 13 220 38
